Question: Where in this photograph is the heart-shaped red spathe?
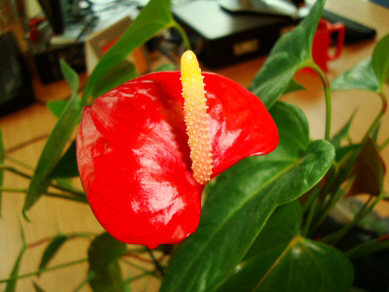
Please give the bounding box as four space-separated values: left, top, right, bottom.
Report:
76 71 278 249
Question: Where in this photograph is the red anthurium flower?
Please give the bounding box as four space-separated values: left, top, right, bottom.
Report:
76 51 278 249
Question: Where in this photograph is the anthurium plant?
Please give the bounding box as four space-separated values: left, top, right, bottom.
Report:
1 0 389 291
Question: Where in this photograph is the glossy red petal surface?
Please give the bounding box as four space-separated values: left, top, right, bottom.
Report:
135 72 279 176
76 71 278 248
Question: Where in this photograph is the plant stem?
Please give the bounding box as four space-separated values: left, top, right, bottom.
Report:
321 192 384 245
103 271 158 292
0 258 87 283
346 234 389 259
311 91 387 234
0 186 88 203
379 135 389 150
28 232 95 249
312 64 332 141
146 247 165 276
73 271 96 292
363 92 387 141
120 257 154 273
310 178 354 236
4 155 34 170
0 164 85 198
173 21 191 50
302 186 320 237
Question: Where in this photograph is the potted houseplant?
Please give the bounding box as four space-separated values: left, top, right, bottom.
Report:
0 0 388 291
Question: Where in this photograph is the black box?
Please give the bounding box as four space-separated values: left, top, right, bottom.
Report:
173 1 293 68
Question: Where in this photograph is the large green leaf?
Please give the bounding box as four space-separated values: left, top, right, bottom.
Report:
371 33 389 93
0 128 5 218
249 0 324 108
160 102 335 292
331 33 389 93
216 201 354 292
83 0 175 102
5 226 27 292
38 235 68 275
216 201 302 292
48 140 79 178
23 60 82 217
92 60 138 99
250 237 353 292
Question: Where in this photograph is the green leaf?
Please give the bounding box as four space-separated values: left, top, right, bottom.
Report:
23 60 82 217
5 225 27 292
217 201 353 292
282 78 306 95
249 0 324 108
48 140 79 178
242 200 302 262
216 201 303 292
0 128 5 218
89 261 128 292
349 137 384 196
88 233 128 292
38 235 68 276
331 58 380 92
47 100 69 118
33 282 46 292
88 232 126 274
154 63 176 72
331 33 389 93
160 102 335 292
372 122 381 142
251 237 353 292
331 109 357 149
372 33 389 92
335 144 359 162
92 60 137 99
83 0 175 102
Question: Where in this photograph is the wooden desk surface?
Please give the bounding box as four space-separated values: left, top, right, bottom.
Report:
1 0 389 291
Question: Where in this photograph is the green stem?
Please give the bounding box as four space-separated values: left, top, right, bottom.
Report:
364 92 387 140
0 164 85 198
302 186 321 237
73 271 96 292
50 182 85 198
312 64 332 141
379 135 389 150
146 247 165 276
28 232 95 249
0 258 87 283
103 271 158 292
173 21 191 50
0 186 88 203
120 257 154 273
346 235 389 259
4 155 34 170
311 91 387 234
310 178 354 236
321 192 383 245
